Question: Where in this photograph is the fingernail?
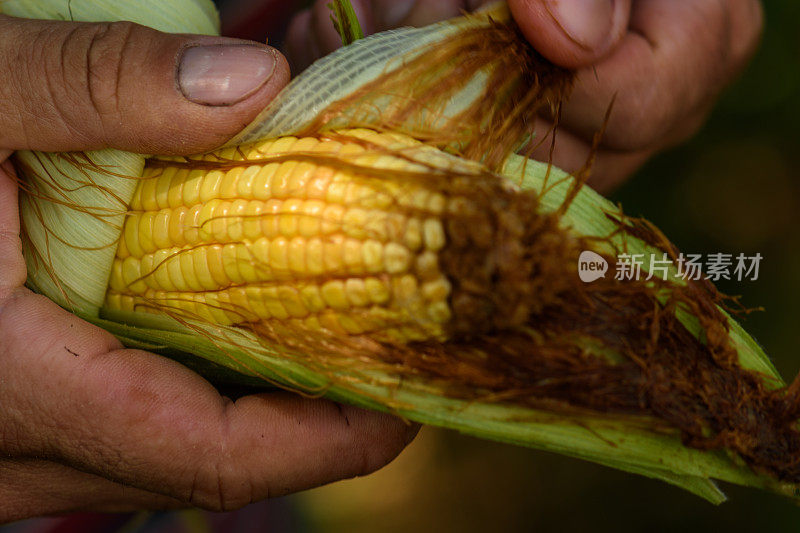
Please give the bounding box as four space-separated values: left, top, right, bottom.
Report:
178 44 276 106
546 0 615 50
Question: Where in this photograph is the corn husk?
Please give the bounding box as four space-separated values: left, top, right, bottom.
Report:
3 0 218 315
8 0 799 503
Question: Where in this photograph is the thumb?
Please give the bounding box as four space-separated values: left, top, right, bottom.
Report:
0 15 290 154
508 0 631 68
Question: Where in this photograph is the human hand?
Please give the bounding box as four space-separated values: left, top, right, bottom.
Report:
0 15 416 522
284 0 763 191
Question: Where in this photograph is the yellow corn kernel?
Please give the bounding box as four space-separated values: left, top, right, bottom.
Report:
403 218 423 251
364 277 390 305
306 238 325 275
343 238 363 273
422 278 451 302
287 237 307 273
415 250 440 281
181 168 206 207
236 165 261 199
269 237 290 277
199 170 224 203
278 199 303 237
298 200 324 237
166 249 190 292
323 235 345 273
152 209 172 250
121 256 146 294
393 274 418 302
167 207 188 247
206 245 229 287
277 286 309 318
344 278 369 307
106 131 465 343
190 247 217 290
428 301 452 324
261 286 290 320
321 203 345 234
221 243 245 285
183 203 203 245
321 280 349 310
423 218 446 251
384 242 411 274
362 240 384 273
151 249 174 290
220 166 244 200
167 168 189 208
139 172 161 212
243 201 265 241
179 251 204 292
108 259 126 292
299 284 326 313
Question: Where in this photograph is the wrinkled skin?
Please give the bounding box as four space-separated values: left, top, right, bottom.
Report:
0 0 762 521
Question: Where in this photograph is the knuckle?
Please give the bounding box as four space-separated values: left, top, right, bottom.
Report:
44 19 144 138
81 21 138 120
187 457 254 512
13 20 144 146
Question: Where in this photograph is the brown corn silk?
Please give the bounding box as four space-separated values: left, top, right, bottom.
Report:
15 7 800 492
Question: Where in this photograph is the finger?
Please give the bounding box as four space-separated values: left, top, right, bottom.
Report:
284 0 487 72
311 0 375 54
0 15 290 154
0 290 416 511
369 0 466 30
558 0 763 151
508 0 632 68
0 160 26 305
368 0 499 30
0 459 183 522
284 9 322 73
526 117 653 193
283 0 376 73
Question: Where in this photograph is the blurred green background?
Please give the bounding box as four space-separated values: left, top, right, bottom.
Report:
284 1 800 531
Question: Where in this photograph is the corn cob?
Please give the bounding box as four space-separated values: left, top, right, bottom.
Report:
104 128 548 348
9 0 800 504
106 130 458 343
97 126 800 501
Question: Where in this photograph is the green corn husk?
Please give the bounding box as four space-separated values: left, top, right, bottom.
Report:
7 0 800 504
327 0 365 45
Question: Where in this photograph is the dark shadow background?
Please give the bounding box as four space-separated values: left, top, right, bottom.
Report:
286 1 800 530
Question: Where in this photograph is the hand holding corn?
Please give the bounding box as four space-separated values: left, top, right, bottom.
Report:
0 14 416 522
284 0 763 190
0 0 792 518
